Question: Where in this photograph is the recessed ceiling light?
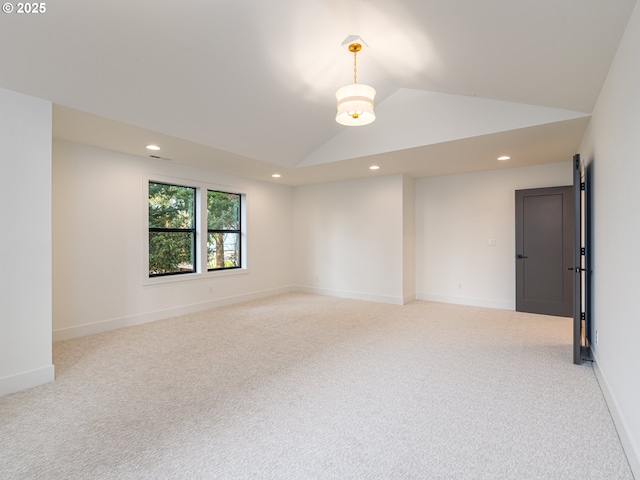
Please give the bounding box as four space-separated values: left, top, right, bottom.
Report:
369 165 380 170
497 156 511 161
146 145 161 151
272 174 281 178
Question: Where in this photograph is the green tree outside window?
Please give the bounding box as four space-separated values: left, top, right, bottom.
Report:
207 191 241 270
149 182 196 276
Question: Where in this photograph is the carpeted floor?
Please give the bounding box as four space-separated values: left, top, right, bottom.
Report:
0 293 634 479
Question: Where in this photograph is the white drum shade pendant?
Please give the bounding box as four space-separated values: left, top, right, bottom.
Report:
336 42 376 126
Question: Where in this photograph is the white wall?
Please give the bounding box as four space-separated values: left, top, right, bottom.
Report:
415 162 572 309
0 88 54 395
293 174 408 304
402 175 416 303
577 1 640 474
52 140 294 340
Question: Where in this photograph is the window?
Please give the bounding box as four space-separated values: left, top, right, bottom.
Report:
146 178 246 281
207 191 241 270
148 182 196 277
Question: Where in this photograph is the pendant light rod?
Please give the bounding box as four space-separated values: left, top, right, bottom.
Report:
349 42 362 84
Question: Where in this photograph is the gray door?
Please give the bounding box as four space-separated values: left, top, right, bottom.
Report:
515 186 574 317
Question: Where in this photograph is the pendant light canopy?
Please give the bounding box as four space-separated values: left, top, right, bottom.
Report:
336 41 376 126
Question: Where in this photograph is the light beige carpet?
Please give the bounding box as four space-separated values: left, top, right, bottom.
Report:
0 293 633 479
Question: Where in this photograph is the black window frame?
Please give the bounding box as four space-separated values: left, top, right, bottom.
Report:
207 190 242 272
148 181 197 278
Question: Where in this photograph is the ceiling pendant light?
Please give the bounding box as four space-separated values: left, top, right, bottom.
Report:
336 41 376 126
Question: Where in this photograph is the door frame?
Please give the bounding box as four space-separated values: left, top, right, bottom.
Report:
573 154 591 364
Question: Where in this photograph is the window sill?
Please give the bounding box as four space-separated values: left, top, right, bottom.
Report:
143 267 249 286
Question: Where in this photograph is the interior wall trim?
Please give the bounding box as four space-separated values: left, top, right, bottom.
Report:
417 292 515 311
592 355 640 479
294 286 406 305
52 286 294 342
0 365 55 397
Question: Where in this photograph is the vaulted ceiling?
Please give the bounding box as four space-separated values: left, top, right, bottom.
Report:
1 0 636 185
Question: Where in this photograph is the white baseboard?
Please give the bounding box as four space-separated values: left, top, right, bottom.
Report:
53 287 418 343
294 286 408 305
0 364 55 397
403 293 417 305
416 292 515 311
52 286 293 342
592 355 640 479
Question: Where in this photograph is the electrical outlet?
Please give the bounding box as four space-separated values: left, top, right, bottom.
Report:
458 282 462 290
596 330 599 344
487 239 496 247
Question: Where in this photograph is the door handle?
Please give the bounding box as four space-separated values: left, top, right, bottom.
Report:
516 254 528 259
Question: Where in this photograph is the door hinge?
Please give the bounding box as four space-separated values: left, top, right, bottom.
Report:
581 182 585 191
581 248 585 256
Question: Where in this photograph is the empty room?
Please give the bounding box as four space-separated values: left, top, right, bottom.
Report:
1 1 639 478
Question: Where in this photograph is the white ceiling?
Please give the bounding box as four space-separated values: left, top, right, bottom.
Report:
1 0 636 185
